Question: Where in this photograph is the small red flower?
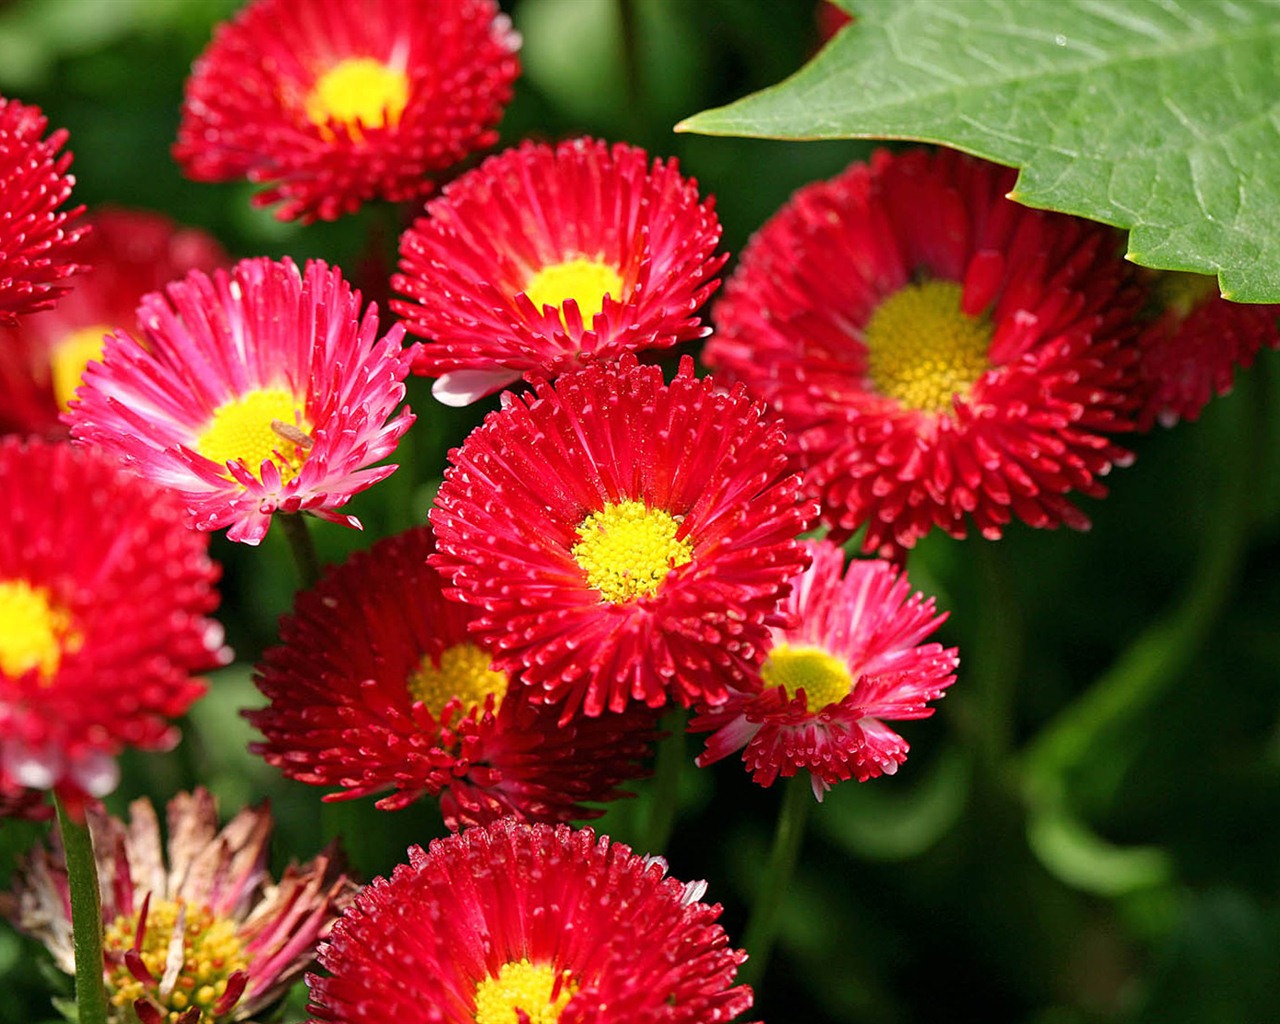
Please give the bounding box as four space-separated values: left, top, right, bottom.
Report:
307 820 753 1024
66 256 416 545
393 137 726 405
707 147 1144 556
248 526 658 829
692 539 957 797
430 355 816 721
1135 270 1280 429
0 95 87 323
0 438 227 812
174 0 520 222
8 788 356 1023
0 207 227 436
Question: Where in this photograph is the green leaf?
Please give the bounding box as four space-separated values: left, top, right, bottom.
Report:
678 0 1280 302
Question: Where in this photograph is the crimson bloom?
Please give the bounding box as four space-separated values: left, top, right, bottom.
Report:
307 819 753 1024
174 0 520 222
393 138 726 405
248 525 658 828
1135 270 1280 429
0 438 226 812
7 788 356 1024
66 256 415 545
0 207 227 436
430 355 815 721
0 95 87 323
707 147 1144 556
692 539 957 797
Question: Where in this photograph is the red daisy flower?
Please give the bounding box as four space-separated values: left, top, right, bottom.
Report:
692 539 957 797
430 354 815 721
248 525 658 828
707 147 1144 557
0 95 87 323
66 256 416 545
1136 270 1280 429
0 207 228 436
307 819 753 1024
8 788 356 1024
0 438 227 811
392 137 726 405
173 0 520 222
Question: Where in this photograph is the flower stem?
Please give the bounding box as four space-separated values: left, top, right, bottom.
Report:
279 512 322 589
643 710 687 854
54 796 108 1024
740 773 812 990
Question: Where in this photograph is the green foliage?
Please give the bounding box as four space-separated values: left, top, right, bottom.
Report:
679 0 1280 301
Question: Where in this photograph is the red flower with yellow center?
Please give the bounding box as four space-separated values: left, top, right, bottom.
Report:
173 0 520 222
307 820 753 1024
707 147 1145 556
248 526 658 828
692 540 958 796
0 438 226 811
393 137 726 405
429 355 816 720
65 256 416 545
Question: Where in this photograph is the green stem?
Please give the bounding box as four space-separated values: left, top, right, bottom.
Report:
643 710 687 855
740 773 812 990
1023 381 1256 791
54 797 107 1024
278 512 322 589
971 539 1022 779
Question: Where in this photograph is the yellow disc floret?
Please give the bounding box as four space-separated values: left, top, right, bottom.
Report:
50 323 112 411
305 57 409 134
473 959 577 1024
864 279 992 415
0 579 79 682
195 388 310 483
524 257 624 324
761 643 855 711
572 500 693 604
103 899 248 1024
407 642 509 719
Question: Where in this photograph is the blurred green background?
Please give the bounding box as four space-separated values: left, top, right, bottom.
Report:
2 1 1279 1022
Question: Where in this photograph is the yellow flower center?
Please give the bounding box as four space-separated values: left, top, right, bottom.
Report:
195 387 311 483
864 279 992 414
305 57 409 134
0 579 79 682
572 500 693 604
473 959 577 1024
50 323 112 411
103 899 249 1024
1155 270 1218 319
406 642 509 719
524 257 624 324
761 643 854 711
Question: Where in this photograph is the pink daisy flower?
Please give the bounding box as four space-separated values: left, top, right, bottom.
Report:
248 525 659 828
66 256 416 545
174 0 520 222
0 95 87 323
707 147 1144 557
7 788 356 1024
0 438 227 813
392 137 726 405
692 539 958 798
430 354 816 721
307 819 753 1024
0 207 228 437
1135 270 1280 429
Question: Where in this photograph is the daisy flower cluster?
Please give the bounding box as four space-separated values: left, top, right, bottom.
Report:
2 2 1276 1024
